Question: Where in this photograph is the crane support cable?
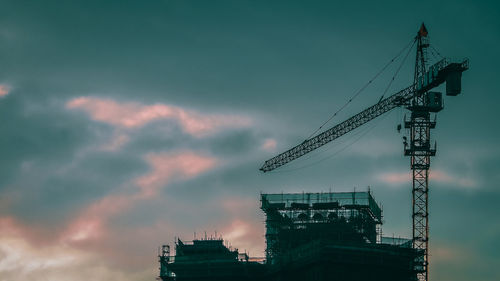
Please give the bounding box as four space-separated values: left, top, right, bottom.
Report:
306 38 416 139
261 84 415 172
270 111 392 174
430 45 444 59
379 39 416 101
260 58 468 172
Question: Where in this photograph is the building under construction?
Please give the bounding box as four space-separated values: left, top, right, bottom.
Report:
157 25 468 281
158 191 423 281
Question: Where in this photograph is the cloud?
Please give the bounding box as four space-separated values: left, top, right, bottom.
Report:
66 97 251 137
211 196 265 257
261 138 277 151
99 133 130 152
220 219 265 257
221 196 257 214
377 170 478 189
0 237 78 273
223 220 250 241
0 216 153 281
0 216 80 277
62 151 216 244
430 170 477 189
432 244 468 263
61 194 129 243
0 216 56 247
135 151 217 197
377 172 410 185
0 84 9 97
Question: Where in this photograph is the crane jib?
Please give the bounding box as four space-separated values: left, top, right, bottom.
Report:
260 58 468 172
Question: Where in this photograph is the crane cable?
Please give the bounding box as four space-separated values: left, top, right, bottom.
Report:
379 38 416 101
430 44 444 59
306 37 417 140
271 39 417 173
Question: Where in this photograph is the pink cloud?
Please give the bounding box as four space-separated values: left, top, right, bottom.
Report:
0 217 30 240
221 197 257 213
136 151 216 197
0 216 54 246
66 97 251 137
61 194 131 243
430 170 477 189
0 84 9 97
0 216 149 281
377 170 477 189
1 151 234 280
261 138 277 151
62 151 216 244
100 133 130 152
223 220 250 241
0 216 89 279
220 220 265 257
378 172 411 184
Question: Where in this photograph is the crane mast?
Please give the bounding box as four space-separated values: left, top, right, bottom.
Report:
409 26 433 281
260 24 468 281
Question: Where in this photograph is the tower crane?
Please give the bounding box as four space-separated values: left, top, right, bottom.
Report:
259 24 468 281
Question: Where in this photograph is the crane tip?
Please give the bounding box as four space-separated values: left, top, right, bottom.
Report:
418 23 428 37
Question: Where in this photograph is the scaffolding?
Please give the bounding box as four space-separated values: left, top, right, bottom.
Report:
261 191 382 264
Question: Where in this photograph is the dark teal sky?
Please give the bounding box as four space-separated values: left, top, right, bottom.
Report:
0 1 498 280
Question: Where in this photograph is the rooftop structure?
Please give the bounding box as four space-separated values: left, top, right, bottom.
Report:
159 239 265 281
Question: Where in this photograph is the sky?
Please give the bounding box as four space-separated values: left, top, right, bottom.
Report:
0 0 499 280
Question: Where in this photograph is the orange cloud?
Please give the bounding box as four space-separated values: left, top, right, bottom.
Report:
66 97 251 137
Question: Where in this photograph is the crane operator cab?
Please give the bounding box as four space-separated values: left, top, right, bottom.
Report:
425 91 444 112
